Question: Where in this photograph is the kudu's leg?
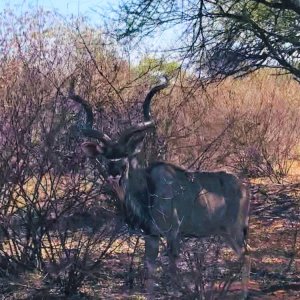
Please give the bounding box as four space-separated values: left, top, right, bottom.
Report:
144 235 159 298
241 245 251 300
224 229 251 300
167 207 181 276
167 236 180 275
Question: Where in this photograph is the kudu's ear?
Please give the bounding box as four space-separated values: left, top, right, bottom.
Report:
81 142 103 157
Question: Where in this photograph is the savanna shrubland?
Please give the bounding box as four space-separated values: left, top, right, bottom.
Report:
0 8 299 298
161 72 300 181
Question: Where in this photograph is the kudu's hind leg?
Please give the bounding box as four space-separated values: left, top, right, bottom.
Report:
144 235 159 298
224 229 251 299
241 245 251 300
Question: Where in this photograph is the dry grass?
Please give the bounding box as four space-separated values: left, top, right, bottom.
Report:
155 70 300 181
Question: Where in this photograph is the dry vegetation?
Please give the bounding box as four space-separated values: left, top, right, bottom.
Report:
0 10 299 299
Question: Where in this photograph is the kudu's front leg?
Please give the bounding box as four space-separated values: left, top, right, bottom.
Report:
144 235 159 298
167 236 180 275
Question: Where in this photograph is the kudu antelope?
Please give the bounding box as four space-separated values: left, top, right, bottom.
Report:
68 79 251 298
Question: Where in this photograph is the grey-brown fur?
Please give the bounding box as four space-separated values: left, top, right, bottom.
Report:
70 78 251 299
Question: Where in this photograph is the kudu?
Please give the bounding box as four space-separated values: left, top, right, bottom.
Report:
68 79 251 299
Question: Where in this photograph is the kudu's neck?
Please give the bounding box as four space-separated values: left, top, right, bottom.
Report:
121 156 153 233
115 156 140 198
123 156 142 186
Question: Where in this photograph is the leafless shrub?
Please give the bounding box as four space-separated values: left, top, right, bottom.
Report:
0 10 135 297
0 8 176 297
